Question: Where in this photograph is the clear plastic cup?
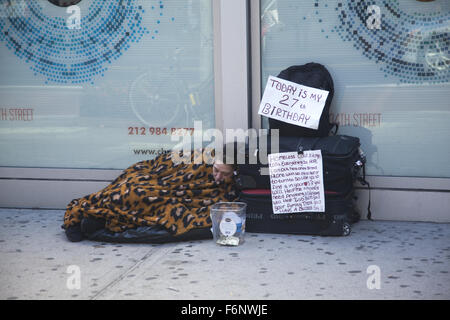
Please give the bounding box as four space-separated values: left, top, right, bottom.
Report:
210 202 247 246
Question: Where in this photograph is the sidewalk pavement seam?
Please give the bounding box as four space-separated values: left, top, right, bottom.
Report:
90 245 174 300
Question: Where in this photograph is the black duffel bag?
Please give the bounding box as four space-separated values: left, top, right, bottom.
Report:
236 134 366 199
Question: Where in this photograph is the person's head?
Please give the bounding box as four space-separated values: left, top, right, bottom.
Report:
212 160 235 183
212 142 239 183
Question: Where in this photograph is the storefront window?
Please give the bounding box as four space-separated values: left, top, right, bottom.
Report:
261 0 450 178
0 0 215 169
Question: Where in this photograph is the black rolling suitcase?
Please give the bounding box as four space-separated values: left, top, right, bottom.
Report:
236 134 368 236
241 189 355 236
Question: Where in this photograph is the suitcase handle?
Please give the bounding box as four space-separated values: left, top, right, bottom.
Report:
296 137 321 156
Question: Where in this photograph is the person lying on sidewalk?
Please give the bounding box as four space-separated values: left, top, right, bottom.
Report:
62 148 238 243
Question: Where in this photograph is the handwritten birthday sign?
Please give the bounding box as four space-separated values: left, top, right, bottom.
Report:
258 75 329 130
268 150 325 214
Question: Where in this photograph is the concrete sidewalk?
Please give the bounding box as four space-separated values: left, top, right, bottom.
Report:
0 208 449 300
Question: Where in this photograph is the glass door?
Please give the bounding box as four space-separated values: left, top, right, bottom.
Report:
0 0 216 169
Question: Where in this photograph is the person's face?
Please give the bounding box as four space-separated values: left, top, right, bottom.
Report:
213 163 234 183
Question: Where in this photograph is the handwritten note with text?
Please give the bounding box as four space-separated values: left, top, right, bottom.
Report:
268 150 325 214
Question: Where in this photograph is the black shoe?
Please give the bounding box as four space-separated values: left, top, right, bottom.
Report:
81 216 106 235
65 224 84 242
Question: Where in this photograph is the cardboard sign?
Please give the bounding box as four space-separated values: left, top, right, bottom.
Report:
258 75 329 130
268 150 325 214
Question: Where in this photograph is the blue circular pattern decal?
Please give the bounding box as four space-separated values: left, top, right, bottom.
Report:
314 0 450 84
0 0 166 84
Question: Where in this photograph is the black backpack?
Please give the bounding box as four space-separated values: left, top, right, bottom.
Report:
268 63 337 137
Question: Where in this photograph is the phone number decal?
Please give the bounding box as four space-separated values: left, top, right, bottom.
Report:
128 127 195 136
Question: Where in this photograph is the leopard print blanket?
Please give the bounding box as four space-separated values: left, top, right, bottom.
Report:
62 149 238 236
